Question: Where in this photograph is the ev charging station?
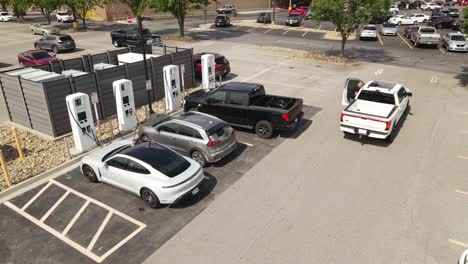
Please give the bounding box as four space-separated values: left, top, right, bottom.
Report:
163 65 182 112
112 79 137 133
201 54 216 91
65 93 97 153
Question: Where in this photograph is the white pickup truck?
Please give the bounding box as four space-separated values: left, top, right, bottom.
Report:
340 79 412 141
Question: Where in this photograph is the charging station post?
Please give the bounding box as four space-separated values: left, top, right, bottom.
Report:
201 54 216 91
163 65 182 112
65 93 97 153
112 79 138 133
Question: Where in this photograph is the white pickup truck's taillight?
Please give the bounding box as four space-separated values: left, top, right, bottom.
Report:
385 120 392 130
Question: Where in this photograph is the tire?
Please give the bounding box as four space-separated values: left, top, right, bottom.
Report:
52 45 59 54
140 188 160 208
82 165 99 183
191 150 207 167
34 44 40 49
423 19 427 23
413 21 418 25
255 120 274 139
140 135 152 142
398 21 402 26
113 40 120 47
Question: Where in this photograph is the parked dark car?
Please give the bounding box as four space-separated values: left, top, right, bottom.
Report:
193 52 230 78
451 19 464 31
397 1 419 9
110 27 161 47
17 50 59 67
429 16 455 29
257 12 272 23
33 34 76 53
285 13 303 27
183 82 304 138
215 15 230 27
448 8 460 18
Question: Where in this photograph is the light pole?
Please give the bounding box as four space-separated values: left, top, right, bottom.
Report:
137 15 154 115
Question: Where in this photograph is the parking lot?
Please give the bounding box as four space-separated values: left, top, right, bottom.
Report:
1 8 468 263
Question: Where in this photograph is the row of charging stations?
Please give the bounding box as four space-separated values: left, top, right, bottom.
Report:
66 63 185 153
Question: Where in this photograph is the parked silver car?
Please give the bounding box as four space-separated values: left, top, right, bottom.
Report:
441 33 468 52
31 23 60 35
138 111 238 167
380 23 398 36
34 34 76 53
359 25 377 40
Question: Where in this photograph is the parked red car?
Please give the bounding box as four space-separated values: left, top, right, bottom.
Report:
193 52 230 78
17 50 59 67
458 0 468 5
289 6 308 16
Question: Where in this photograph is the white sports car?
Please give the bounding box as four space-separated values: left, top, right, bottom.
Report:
80 140 205 208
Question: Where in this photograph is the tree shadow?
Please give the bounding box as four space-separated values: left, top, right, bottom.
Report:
188 30 249 41
343 105 413 147
169 172 217 209
325 47 396 64
455 67 468 88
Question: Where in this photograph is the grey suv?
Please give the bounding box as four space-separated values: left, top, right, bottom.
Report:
33 34 76 53
138 112 238 167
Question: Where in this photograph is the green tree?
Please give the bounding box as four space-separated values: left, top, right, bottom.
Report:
117 0 149 35
64 0 104 28
1 0 8 11
9 0 29 19
312 0 391 57
33 0 64 24
462 6 468 34
150 0 208 37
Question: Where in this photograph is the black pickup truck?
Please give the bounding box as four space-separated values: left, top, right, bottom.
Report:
110 27 161 48
184 82 304 138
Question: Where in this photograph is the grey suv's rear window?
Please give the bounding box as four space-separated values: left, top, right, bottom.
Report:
59 36 72 41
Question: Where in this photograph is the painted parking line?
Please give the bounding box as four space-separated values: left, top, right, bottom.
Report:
247 27 257 32
397 33 414 49
232 26 240 30
458 155 468 160
377 34 384 46
302 32 308 37
318 24 322 30
282 30 289 35
449 238 468 248
264 28 273 33
439 48 446 54
456 189 468 196
3 179 146 263
239 141 254 147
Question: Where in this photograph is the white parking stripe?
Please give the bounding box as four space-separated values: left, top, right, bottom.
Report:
264 28 273 33
247 27 256 32
4 180 147 263
40 190 70 222
87 211 113 251
282 30 289 35
239 141 254 147
22 181 53 210
456 189 468 196
302 32 307 37
62 200 90 236
449 238 468 248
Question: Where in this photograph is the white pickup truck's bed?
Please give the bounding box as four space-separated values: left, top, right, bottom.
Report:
346 100 396 118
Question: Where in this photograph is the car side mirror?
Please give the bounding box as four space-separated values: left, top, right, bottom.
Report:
407 92 413 97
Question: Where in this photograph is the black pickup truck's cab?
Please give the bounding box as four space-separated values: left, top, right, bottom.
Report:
184 82 304 138
111 28 161 48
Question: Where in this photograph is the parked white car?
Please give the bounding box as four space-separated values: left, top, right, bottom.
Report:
421 3 441 11
217 4 234 14
441 33 468 52
388 14 414 25
389 3 399 14
359 25 377 40
0 12 16 22
56 11 74 23
80 140 205 208
408 13 430 24
340 79 412 141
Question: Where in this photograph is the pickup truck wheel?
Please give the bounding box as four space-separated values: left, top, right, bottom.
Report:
255 120 274 139
113 40 120 47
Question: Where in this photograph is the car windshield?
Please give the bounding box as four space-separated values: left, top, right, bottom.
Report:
216 16 225 19
31 52 54 60
451 35 466 41
0 12 9 16
364 26 376 30
289 14 300 18
383 23 397 28
357 90 396 105
259 12 266 16
58 12 68 15
420 28 435 33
